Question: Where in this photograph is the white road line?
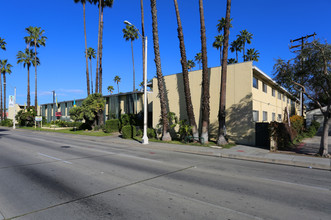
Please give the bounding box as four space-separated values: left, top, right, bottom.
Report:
37 153 73 164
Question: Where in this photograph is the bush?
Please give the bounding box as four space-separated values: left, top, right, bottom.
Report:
121 114 130 127
310 120 320 131
290 115 304 135
16 107 36 127
104 119 120 133
79 123 92 130
136 129 142 137
122 125 136 139
147 128 156 139
178 119 192 140
269 122 294 150
0 119 13 127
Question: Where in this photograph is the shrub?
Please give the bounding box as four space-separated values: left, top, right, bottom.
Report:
310 120 320 131
121 114 130 127
0 119 13 127
290 115 304 135
16 107 36 127
122 125 136 139
178 119 192 140
147 128 156 139
136 129 143 137
104 119 120 133
79 123 92 130
269 122 294 150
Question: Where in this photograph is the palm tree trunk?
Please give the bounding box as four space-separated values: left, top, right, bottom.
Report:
27 65 30 107
131 40 135 91
199 0 210 143
95 0 101 93
98 5 104 94
220 46 222 66
150 0 171 141
90 58 93 94
3 74 6 119
319 113 330 157
217 0 231 145
173 0 198 139
34 42 38 113
83 3 90 96
0 73 2 120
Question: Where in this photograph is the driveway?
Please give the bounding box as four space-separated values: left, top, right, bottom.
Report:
295 135 331 155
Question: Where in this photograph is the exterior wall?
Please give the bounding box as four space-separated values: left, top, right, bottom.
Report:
149 62 254 145
7 104 23 121
251 68 299 124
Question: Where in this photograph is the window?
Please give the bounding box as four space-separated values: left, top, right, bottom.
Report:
277 114 282 121
278 92 281 100
272 113 276 121
272 88 275 97
287 97 289 104
283 95 285 102
263 83 267 93
253 77 258 89
253 110 259 122
263 111 268 121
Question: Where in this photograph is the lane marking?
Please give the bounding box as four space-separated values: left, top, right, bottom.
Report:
37 153 72 164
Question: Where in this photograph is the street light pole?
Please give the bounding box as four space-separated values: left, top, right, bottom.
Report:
124 20 148 144
13 87 16 129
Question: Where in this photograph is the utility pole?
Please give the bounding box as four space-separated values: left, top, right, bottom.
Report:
289 33 316 117
52 90 55 121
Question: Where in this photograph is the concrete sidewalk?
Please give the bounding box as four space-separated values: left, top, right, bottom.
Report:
87 134 331 171
10 128 331 171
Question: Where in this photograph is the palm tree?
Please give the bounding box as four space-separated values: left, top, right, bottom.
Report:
230 38 243 63
113 75 121 93
86 47 96 94
187 60 195 71
244 48 260 61
194 52 202 69
123 24 139 91
74 0 91 96
0 38 6 51
237 29 253 61
217 0 231 146
173 0 199 140
107 85 114 94
150 0 171 141
140 0 146 86
17 49 39 108
0 60 12 119
24 26 47 112
216 17 232 33
227 58 236 64
199 0 210 143
91 0 114 94
213 35 224 66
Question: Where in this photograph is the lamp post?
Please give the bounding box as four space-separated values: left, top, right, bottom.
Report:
124 20 148 144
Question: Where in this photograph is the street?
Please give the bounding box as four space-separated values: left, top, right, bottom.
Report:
0 128 330 220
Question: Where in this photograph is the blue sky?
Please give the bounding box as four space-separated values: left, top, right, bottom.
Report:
1 0 330 106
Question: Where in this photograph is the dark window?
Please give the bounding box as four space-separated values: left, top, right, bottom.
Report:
263 83 267 93
253 110 259 122
253 77 258 89
272 88 275 97
263 111 268 121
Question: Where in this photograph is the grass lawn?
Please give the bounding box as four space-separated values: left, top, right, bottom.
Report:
17 126 114 137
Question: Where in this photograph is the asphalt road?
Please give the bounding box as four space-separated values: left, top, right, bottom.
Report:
0 128 330 220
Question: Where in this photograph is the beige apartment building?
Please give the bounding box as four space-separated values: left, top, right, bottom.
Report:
148 61 299 146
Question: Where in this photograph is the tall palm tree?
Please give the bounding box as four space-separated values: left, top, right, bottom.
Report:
0 60 12 119
123 24 139 91
173 0 199 140
187 60 195 71
0 38 6 51
140 0 146 85
244 48 260 61
17 49 39 108
237 29 253 61
216 17 232 33
227 58 236 64
230 38 243 63
74 0 91 96
91 0 114 94
24 26 47 112
194 52 202 69
217 0 231 146
86 47 96 93
150 0 171 141
0 38 6 120
213 35 224 66
199 0 210 143
113 75 121 93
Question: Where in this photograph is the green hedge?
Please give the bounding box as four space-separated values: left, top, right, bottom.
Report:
122 125 136 139
0 119 13 127
104 119 120 133
147 128 156 139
